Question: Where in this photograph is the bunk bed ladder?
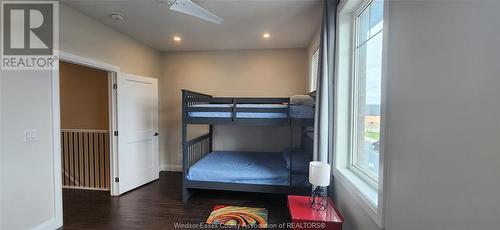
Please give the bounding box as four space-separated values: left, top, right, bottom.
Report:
182 90 214 203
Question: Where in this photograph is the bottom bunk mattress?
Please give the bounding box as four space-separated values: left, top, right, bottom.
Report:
187 151 306 186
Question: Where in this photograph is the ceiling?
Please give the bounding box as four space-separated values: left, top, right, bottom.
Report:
62 0 323 51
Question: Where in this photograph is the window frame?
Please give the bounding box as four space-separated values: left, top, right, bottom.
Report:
331 0 388 227
310 48 320 92
349 0 383 188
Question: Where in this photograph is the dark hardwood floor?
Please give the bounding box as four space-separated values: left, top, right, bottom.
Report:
62 172 291 229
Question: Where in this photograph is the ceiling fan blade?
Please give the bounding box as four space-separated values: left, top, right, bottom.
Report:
170 0 223 24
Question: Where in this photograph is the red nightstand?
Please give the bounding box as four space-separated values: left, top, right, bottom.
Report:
288 195 344 230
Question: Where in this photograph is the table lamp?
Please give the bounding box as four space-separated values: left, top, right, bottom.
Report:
309 161 331 211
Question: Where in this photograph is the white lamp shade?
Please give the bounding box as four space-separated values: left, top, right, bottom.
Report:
309 161 331 187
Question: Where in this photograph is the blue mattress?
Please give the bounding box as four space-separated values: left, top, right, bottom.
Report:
187 151 292 185
283 149 313 174
188 104 314 119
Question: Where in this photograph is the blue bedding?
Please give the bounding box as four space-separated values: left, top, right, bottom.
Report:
187 151 293 185
283 148 312 174
188 104 314 119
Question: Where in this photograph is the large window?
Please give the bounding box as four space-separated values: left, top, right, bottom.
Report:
351 0 383 184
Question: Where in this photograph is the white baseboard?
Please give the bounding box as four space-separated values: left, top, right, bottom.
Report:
30 218 61 230
160 164 182 172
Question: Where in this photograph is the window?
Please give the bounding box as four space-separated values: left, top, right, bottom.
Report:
332 0 385 224
351 0 383 184
310 48 320 91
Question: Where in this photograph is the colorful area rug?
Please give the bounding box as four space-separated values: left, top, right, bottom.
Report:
206 205 268 228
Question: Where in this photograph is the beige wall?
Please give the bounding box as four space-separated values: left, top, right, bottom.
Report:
160 49 309 170
60 4 311 173
60 61 109 130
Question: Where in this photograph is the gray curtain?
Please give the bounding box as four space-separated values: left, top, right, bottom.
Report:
313 0 337 163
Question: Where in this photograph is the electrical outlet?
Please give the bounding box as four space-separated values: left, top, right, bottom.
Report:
24 129 38 142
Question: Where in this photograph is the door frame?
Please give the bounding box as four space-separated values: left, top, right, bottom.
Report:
57 51 120 195
51 51 121 228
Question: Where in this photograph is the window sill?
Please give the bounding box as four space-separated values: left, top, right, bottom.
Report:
333 167 382 226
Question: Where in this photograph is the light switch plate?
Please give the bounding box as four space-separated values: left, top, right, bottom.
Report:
24 130 30 142
24 129 38 142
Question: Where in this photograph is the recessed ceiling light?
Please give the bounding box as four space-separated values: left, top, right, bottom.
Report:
263 33 271 39
173 36 182 42
110 12 125 21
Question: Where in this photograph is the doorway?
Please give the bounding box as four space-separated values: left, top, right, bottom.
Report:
53 53 160 228
59 61 112 192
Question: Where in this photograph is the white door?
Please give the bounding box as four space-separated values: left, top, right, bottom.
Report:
116 73 159 194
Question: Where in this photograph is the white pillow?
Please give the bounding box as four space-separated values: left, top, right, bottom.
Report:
290 95 315 107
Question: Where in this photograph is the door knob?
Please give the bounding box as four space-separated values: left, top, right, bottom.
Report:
154 132 159 136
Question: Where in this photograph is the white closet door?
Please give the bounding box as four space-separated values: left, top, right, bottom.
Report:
116 73 159 194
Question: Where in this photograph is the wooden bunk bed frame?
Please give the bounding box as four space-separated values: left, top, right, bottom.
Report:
181 90 314 203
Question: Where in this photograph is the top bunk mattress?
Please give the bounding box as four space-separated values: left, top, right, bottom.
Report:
188 104 314 119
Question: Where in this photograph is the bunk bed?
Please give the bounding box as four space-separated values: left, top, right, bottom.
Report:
182 90 315 203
